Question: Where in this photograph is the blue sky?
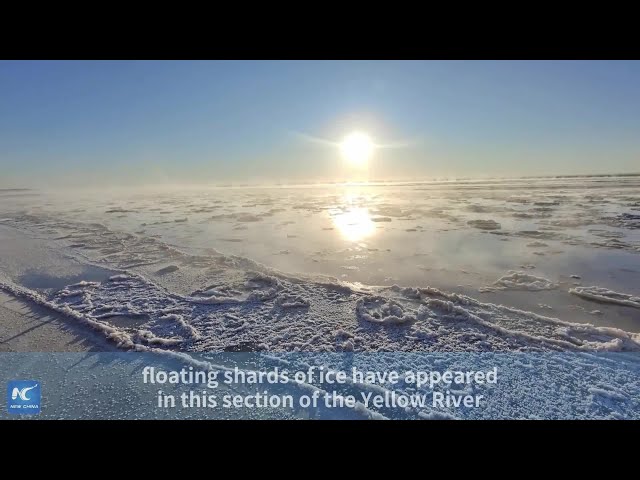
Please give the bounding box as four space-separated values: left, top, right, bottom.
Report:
1 60 638 186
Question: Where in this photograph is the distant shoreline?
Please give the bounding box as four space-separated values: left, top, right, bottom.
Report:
2 172 640 191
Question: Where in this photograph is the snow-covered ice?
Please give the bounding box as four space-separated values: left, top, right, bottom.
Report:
1 176 640 418
570 286 640 309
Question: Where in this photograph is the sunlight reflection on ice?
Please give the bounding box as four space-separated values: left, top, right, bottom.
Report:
332 206 376 242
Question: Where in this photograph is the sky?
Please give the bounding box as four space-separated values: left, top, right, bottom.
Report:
0 60 639 187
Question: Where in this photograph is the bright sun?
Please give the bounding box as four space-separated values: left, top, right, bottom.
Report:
340 132 374 167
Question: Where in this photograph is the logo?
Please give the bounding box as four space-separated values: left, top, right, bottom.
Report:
7 380 41 414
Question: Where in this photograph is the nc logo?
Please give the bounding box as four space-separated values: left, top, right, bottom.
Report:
7 380 41 414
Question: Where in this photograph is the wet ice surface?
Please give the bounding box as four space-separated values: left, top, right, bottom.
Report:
1 177 640 418
0 177 640 349
2 176 640 329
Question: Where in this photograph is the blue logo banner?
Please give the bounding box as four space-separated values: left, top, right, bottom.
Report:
1 352 640 419
7 380 41 415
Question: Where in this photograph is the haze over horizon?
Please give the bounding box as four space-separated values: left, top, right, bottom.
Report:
1 60 639 188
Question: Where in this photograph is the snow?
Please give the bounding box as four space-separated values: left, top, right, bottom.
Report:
276 294 311 309
356 296 417 325
483 271 558 291
570 286 640 309
156 265 180 275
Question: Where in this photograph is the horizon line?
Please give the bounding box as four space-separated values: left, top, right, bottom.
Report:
3 171 640 192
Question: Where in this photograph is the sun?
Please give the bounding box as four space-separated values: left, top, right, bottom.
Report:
340 132 374 167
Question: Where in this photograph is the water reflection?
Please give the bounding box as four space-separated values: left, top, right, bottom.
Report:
332 206 376 242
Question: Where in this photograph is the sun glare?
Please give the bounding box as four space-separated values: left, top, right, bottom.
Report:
340 132 374 167
332 207 376 242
